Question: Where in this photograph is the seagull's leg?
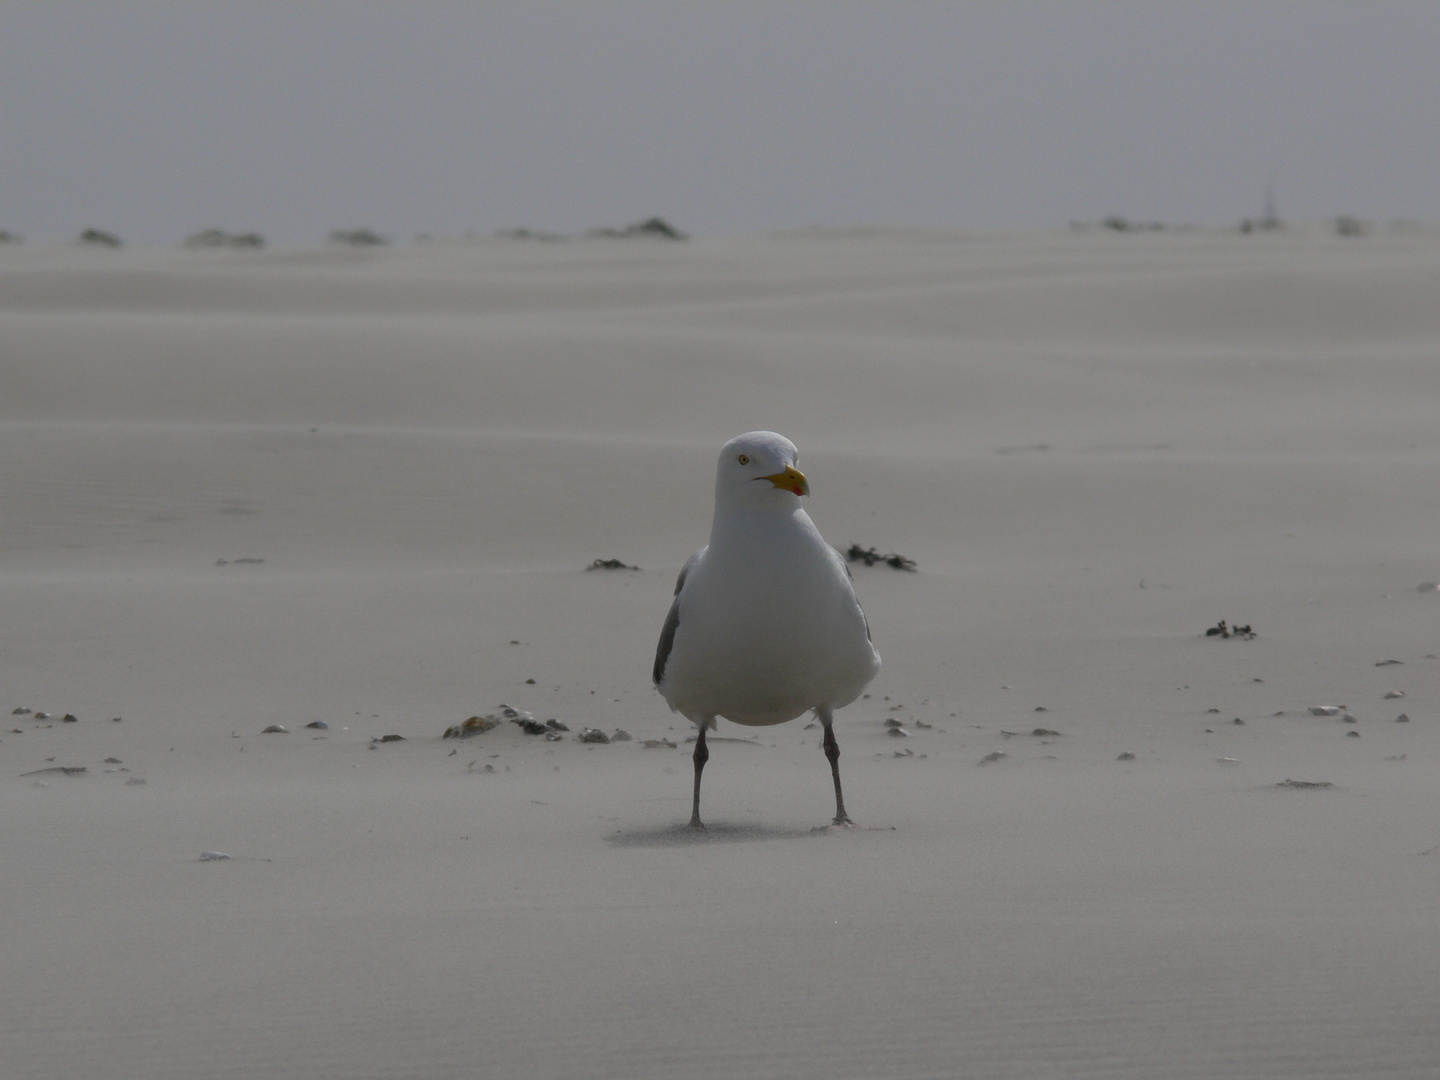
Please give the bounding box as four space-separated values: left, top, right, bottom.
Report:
690 722 710 829
819 707 853 826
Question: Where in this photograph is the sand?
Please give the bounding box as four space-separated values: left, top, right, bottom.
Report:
2 225 1438 1079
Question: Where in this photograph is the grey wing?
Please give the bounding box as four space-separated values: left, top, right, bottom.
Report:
653 551 700 686
829 543 872 641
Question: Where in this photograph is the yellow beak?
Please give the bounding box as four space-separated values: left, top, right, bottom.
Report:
764 465 809 496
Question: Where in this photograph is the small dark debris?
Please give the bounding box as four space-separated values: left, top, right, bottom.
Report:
328 228 388 246
546 719 569 732
1376 659 1404 667
1032 728 1061 737
642 738 677 749
1205 620 1255 640
525 678 536 684
62 714 78 723
588 217 687 240
1117 752 1136 761
185 229 264 249
79 228 122 248
103 757 122 764
516 719 549 736
21 766 88 777
579 728 611 744
1034 706 1048 712
587 558 641 571
371 734 405 743
1396 714 1410 723
612 729 633 742
978 751 1008 765
1233 717 1245 725
845 545 917 571
1346 730 1361 738
1277 779 1333 789
305 720 329 730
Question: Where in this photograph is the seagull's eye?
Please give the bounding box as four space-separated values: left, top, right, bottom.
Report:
737 454 749 465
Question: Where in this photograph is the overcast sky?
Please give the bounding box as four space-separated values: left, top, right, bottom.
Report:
3 2 1438 244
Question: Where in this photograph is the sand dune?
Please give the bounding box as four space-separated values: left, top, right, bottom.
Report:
3 228 1438 1078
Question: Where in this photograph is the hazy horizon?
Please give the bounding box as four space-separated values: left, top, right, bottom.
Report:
3 2 1438 245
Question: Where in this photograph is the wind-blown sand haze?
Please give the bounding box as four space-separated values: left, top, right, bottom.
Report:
3 226 1439 1078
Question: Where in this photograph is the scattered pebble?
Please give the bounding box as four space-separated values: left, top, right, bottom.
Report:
1346 730 1361 738
893 748 914 758
261 724 288 734
544 731 563 741
34 712 49 719
611 729 633 742
11 707 30 715
1277 779 1333 789
1117 752 1136 761
1233 717 1245 725
1396 714 1410 723
1309 706 1343 717
305 720 329 730
444 715 500 739
579 728 610 744
978 751 1008 765
545 719 569 732
371 734 405 743
103 757 122 764
1383 690 1405 700
62 714 78 723
887 727 910 738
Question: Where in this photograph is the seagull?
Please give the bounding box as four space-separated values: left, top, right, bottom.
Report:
653 431 881 828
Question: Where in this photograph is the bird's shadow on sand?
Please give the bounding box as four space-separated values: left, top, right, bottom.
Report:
608 822 826 847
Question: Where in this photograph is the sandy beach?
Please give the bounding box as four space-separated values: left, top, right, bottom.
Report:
3 225 1439 1079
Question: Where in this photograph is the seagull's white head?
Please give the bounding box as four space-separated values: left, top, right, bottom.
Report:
714 431 810 511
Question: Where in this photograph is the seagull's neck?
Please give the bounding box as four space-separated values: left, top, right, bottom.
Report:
709 502 810 550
